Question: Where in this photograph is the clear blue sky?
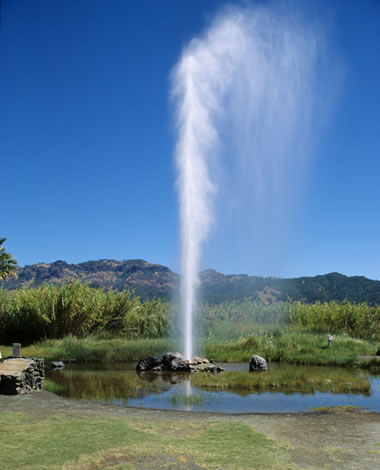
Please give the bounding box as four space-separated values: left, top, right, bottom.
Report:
1 0 379 280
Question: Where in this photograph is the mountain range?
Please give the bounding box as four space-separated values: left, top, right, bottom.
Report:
3 259 380 305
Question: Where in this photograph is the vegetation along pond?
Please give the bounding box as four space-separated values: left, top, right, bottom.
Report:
46 363 380 413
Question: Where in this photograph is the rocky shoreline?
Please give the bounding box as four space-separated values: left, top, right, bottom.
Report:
137 352 269 374
136 352 225 373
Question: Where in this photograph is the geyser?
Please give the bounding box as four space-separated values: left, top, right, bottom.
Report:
172 4 321 360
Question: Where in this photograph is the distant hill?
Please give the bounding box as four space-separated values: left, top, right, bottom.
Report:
3 259 380 305
3 260 177 300
199 269 380 305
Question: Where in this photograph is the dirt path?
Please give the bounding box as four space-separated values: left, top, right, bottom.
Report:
1 391 380 469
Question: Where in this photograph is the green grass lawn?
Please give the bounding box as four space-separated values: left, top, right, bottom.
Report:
0 411 295 470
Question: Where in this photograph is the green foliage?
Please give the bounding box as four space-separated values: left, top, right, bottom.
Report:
205 331 377 367
200 300 287 340
0 281 170 344
0 237 18 281
200 299 379 342
286 301 380 340
57 336 171 362
0 337 172 363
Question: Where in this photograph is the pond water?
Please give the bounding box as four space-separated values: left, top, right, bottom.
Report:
46 363 380 413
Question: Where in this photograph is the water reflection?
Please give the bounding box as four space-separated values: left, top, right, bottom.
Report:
46 363 380 413
184 380 192 411
48 367 170 403
137 370 187 384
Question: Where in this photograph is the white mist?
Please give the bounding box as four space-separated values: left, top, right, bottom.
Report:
172 4 322 360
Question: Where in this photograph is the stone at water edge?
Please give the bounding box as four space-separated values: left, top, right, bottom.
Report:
162 352 188 371
136 356 162 371
135 353 225 373
192 356 204 365
249 355 268 372
51 361 65 369
188 362 223 373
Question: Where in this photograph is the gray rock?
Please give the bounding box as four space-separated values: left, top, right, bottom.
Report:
249 355 268 372
192 356 203 364
194 362 217 372
162 352 189 371
136 353 225 374
51 361 65 369
136 356 162 371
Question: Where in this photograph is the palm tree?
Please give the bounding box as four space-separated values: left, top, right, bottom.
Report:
0 237 18 281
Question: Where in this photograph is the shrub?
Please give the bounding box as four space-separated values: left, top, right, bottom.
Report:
0 282 170 344
286 301 380 340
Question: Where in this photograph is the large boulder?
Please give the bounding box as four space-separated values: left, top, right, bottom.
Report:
161 352 189 371
249 355 268 372
136 356 162 371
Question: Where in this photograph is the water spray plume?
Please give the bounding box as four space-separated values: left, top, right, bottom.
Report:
172 4 321 360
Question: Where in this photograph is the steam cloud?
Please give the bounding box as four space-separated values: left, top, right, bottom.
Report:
172 4 323 360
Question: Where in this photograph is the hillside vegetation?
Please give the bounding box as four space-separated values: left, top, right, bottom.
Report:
3 259 380 304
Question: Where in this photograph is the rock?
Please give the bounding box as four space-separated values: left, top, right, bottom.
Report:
0 357 45 395
162 352 189 371
249 355 268 372
136 353 225 374
174 352 185 360
136 356 162 371
51 361 65 369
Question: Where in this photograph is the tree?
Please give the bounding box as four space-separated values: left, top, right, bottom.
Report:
0 237 18 281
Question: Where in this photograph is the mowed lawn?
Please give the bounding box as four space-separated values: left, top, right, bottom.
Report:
0 410 293 470
1 390 380 470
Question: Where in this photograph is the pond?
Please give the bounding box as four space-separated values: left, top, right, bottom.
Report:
46 362 380 413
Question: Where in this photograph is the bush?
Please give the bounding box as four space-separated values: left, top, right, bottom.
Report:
0 282 170 344
286 301 380 340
